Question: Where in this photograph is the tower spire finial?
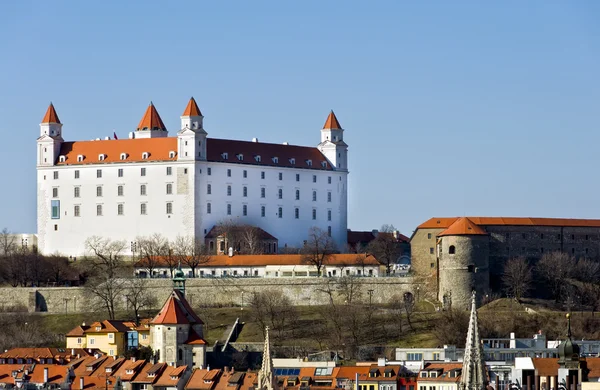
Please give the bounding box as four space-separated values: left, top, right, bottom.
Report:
460 291 485 390
257 326 277 390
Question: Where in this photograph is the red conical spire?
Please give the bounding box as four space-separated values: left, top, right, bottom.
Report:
137 102 167 131
182 97 202 116
322 110 342 129
41 103 61 124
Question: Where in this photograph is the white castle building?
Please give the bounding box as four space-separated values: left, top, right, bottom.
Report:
36 98 349 256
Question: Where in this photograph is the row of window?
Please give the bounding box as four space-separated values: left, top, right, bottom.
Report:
429 246 594 256
208 184 332 202
69 202 172 217
208 202 333 221
428 231 599 241
50 167 336 182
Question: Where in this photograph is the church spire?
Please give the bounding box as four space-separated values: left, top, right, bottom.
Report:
257 327 277 390
322 110 342 130
41 103 61 124
460 292 485 390
173 262 186 297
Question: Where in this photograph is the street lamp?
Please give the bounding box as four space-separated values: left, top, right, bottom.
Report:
241 291 244 310
367 289 374 306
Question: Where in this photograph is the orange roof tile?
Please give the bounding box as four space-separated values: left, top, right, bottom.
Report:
323 110 342 129
186 369 217 390
182 97 202 117
532 358 559 377
84 320 130 333
41 103 61 124
418 217 600 230
152 296 190 324
418 363 463 383
585 358 600 378
56 138 178 165
137 102 167 131
140 253 379 268
438 217 487 237
72 375 120 390
66 325 90 337
186 328 207 345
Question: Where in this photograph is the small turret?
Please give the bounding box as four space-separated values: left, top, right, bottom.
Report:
558 313 580 369
178 97 207 161
317 110 348 171
135 102 168 138
173 263 186 297
38 103 64 166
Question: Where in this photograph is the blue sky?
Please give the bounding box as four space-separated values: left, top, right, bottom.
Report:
1 1 600 237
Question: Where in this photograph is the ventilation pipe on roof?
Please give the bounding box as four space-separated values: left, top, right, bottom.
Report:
129 132 135 139
44 367 48 383
95 138 101 141
104 136 110 140
252 138 258 143
71 349 75 356
80 377 84 390
228 247 234 257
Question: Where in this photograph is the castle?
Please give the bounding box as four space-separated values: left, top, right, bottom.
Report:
411 216 600 308
36 99 349 256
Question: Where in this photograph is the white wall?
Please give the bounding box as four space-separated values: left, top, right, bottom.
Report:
37 161 196 256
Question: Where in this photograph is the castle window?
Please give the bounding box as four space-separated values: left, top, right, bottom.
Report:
120 153 127 160
221 152 228 159
142 152 149 159
207 167 211 176
118 168 123 177
261 187 266 198
295 207 299 219
467 265 475 273
118 185 124 196
77 155 84 162
278 189 283 199
312 208 317 220
243 186 247 197
313 175 317 183
541 247 544 253
206 202 211 214
140 203 147 215
328 176 332 184
296 189 300 200
96 205 103 216
290 158 296 165
427 233 432 239
74 170 80 179
166 202 173 214
243 170 247 178
243 204 247 216
178 349 183 361
140 184 147 196
273 157 279 164
328 210 332 221
97 169 102 178
278 207 283 218
237 154 243 161
166 183 173 195
117 204 124 216
306 159 312 167
572 248 575 254
449 245 456 255
227 169 231 177
296 173 300 182
74 187 80 198
261 171 265 179
321 161 327 168
227 185 232 196
169 151 176 158
141 168 146 176
207 184 211 194
279 172 283 180
255 155 261 162
312 191 317 201
167 167 172 176
429 248 434 254
261 206 266 217
59 155 66 162
586 235 589 240
227 204 231 215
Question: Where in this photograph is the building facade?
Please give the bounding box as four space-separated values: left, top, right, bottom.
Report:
36 100 349 256
411 217 600 308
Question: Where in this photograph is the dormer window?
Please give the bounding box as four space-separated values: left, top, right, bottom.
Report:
430 372 438 378
236 154 243 161
142 152 149 160
272 157 279 164
77 155 84 162
255 155 262 162
221 152 228 159
59 155 66 162
98 154 106 161
96 326 101 331
106 368 112 373
306 159 312 167
289 158 295 165
169 151 176 158
321 161 327 168
126 369 134 375
120 153 128 160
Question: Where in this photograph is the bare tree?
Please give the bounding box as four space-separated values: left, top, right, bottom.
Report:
502 257 533 302
403 291 416 331
124 278 157 321
163 242 180 278
0 228 16 256
248 289 297 341
44 254 74 285
84 236 128 278
536 252 574 301
432 309 470 346
367 225 400 275
86 276 127 320
302 227 336 276
173 236 211 278
215 219 245 253
336 276 363 304
388 294 404 335
241 226 265 254
137 234 169 278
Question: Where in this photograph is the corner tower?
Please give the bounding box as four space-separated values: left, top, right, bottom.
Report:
318 111 348 171
37 103 64 166
135 102 168 138
178 97 207 161
437 218 489 310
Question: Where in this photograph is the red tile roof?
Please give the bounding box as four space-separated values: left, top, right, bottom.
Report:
183 97 202 117
186 329 207 345
42 103 61 124
151 290 204 325
137 102 167 131
84 320 131 333
55 137 331 170
138 253 380 268
438 217 488 237
323 111 342 130
418 217 600 229
66 325 90 337
186 369 217 390
418 363 463 383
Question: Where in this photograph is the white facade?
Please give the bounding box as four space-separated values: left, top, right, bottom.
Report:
36 102 349 256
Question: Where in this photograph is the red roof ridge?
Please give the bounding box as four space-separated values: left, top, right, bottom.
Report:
42 103 61 124
182 97 202 117
137 102 167 131
322 110 342 130
438 217 487 237
151 295 189 325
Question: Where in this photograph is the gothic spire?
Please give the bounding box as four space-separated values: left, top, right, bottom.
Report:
257 327 276 390
460 292 485 390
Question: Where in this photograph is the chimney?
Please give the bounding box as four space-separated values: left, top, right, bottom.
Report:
44 367 49 383
104 136 110 140
71 349 75 356
224 366 229 374
80 377 84 390
228 247 234 257
131 357 136 362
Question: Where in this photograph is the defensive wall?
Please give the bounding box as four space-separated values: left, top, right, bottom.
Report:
0 277 420 314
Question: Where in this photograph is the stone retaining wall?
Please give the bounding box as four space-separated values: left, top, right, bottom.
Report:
0 277 420 314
